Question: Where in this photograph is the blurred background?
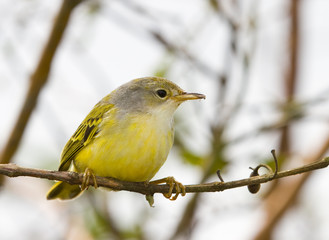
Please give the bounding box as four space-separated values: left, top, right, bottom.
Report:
1 0 329 239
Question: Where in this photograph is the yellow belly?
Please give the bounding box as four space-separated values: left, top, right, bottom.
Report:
74 114 174 182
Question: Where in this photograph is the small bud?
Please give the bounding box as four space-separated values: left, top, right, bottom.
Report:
247 168 261 194
146 194 155 207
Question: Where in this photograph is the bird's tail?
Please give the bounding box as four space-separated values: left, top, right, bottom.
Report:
46 181 82 200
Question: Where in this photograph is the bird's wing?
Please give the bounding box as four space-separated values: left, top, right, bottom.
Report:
58 102 114 171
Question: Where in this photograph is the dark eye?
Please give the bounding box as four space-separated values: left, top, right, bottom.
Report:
156 89 167 98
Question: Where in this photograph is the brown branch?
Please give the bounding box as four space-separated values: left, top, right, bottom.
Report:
0 0 82 166
285 0 300 101
0 158 328 196
253 1 302 239
278 0 300 155
254 134 329 240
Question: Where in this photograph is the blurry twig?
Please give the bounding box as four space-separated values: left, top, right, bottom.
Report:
85 194 124 240
149 30 218 78
254 133 329 240
0 157 328 196
105 3 219 79
278 0 300 155
0 0 82 169
253 1 301 239
172 1 259 238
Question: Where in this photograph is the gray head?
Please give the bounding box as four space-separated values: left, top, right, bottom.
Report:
104 77 205 116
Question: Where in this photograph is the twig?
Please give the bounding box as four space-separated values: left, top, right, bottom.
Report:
0 0 82 166
271 149 279 177
253 1 301 239
216 169 225 182
247 150 278 194
0 157 328 196
253 135 329 240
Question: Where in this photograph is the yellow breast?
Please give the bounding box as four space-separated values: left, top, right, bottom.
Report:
74 111 174 182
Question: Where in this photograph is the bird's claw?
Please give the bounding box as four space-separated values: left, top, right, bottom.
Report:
81 168 98 190
150 176 186 201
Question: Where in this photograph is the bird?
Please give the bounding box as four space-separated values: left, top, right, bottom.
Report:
46 77 205 201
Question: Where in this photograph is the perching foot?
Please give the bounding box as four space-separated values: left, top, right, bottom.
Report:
150 176 186 201
81 168 98 190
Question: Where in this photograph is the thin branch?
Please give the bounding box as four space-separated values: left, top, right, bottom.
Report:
0 157 328 196
254 134 329 240
254 1 301 239
278 0 300 156
0 0 82 166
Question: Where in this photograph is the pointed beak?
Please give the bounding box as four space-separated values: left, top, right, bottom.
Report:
172 92 206 102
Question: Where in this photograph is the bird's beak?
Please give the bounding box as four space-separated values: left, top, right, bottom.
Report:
172 92 206 102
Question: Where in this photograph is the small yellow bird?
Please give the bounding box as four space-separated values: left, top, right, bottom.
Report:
47 77 205 200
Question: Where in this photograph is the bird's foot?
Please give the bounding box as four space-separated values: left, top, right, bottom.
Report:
81 168 98 190
150 176 186 200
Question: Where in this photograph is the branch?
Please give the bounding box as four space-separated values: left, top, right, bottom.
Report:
0 157 328 196
253 135 329 240
0 0 82 166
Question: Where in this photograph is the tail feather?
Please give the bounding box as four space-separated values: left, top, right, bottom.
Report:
46 181 82 200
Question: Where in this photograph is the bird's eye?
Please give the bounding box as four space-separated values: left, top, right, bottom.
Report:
156 89 167 98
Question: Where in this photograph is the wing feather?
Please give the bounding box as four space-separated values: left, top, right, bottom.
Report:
58 103 114 171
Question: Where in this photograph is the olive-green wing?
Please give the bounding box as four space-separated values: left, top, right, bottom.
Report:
58 103 114 171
